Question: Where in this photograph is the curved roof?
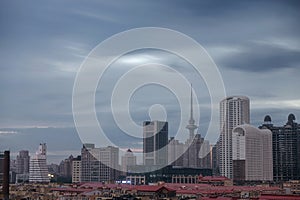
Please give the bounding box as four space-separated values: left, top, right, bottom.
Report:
264 115 272 122
233 124 272 135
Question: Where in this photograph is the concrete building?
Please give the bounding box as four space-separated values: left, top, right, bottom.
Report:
168 137 184 166
59 155 73 178
72 156 81 183
219 96 250 179
121 149 136 173
232 124 273 181
29 143 50 183
0 151 10 200
259 114 300 181
143 121 168 166
16 150 30 175
81 144 119 182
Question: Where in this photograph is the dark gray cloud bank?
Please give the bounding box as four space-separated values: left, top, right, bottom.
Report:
0 0 300 163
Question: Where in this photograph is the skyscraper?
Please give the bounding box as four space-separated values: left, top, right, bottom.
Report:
81 144 119 182
0 151 10 200
232 124 273 181
259 114 300 181
16 150 30 174
219 96 250 178
29 143 50 183
168 137 184 166
143 121 168 166
121 149 137 173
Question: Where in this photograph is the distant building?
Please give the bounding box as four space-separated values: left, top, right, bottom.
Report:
219 96 250 179
0 151 10 200
168 137 184 166
121 149 136 173
259 114 300 181
72 156 81 183
169 86 211 169
211 140 220 176
232 124 273 181
81 144 119 182
127 165 212 184
16 150 30 174
29 143 50 183
143 121 168 166
59 155 73 178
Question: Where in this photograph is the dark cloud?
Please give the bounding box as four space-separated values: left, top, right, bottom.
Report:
0 0 300 157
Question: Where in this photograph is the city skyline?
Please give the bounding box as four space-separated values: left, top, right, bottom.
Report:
1 0 300 164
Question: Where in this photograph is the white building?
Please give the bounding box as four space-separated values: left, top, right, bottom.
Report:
29 143 50 183
72 158 81 183
121 149 136 173
219 96 250 178
232 124 273 181
168 137 184 166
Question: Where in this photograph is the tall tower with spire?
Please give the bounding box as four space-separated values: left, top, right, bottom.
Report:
186 85 198 139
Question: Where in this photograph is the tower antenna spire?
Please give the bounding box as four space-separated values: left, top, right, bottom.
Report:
186 84 198 139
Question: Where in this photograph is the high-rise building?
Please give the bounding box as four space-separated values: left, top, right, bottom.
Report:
211 142 220 176
143 121 168 166
0 151 10 200
121 149 137 173
29 143 50 183
232 124 273 181
58 155 73 178
16 150 30 174
81 144 119 182
168 137 184 166
259 114 300 181
72 156 81 183
219 96 250 178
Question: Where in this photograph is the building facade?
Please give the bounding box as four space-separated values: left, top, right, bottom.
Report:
232 124 273 181
219 96 250 179
29 143 50 183
259 114 300 182
121 149 136 173
0 151 10 200
143 121 168 166
72 156 81 183
81 144 119 182
16 150 30 175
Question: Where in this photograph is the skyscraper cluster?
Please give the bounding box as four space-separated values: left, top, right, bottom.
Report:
218 95 300 182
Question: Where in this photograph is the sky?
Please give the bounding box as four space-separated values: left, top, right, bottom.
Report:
1 0 300 164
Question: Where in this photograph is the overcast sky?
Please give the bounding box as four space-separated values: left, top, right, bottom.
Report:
1 0 300 163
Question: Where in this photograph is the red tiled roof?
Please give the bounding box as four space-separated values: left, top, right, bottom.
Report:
135 185 176 192
259 194 300 200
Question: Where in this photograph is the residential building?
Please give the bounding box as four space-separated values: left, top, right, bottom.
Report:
72 156 81 183
59 155 73 178
219 96 250 178
29 143 50 183
143 121 168 166
232 124 273 181
81 144 119 182
259 114 300 181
